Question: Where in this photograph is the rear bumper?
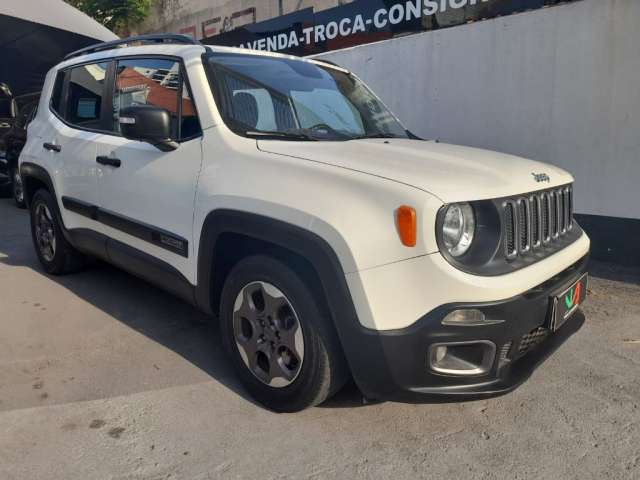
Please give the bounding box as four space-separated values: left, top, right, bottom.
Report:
347 254 589 401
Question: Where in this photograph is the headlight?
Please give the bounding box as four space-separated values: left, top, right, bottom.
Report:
441 203 475 257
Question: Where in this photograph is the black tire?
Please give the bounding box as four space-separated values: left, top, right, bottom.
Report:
10 165 26 208
220 255 349 412
29 189 86 275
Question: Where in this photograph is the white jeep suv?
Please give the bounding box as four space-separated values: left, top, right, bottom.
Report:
20 35 590 411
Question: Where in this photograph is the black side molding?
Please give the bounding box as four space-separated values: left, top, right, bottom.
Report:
62 196 97 219
61 196 189 258
66 228 196 305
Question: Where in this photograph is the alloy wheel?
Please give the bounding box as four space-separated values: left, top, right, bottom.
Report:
233 281 305 388
12 169 24 204
34 203 56 262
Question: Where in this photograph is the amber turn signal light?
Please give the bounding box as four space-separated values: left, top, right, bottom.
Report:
396 205 417 247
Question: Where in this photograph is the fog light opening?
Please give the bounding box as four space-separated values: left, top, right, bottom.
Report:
441 309 504 326
428 341 496 376
434 345 447 363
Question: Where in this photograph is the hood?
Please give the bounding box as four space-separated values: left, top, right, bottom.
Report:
257 138 573 203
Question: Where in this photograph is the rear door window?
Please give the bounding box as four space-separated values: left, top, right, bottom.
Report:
64 62 109 130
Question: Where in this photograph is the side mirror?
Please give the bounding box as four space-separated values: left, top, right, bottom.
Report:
118 105 178 152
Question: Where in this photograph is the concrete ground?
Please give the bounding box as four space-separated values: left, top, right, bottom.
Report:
0 197 638 480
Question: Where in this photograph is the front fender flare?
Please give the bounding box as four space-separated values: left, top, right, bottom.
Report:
195 209 392 396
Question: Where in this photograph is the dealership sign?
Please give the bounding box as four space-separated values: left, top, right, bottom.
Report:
203 0 581 56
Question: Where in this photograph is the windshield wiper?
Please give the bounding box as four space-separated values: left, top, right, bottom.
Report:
245 130 318 141
350 132 401 140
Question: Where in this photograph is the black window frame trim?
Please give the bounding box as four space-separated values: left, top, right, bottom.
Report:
48 54 203 143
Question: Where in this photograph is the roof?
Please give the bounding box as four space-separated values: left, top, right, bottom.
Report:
58 41 346 74
57 44 208 69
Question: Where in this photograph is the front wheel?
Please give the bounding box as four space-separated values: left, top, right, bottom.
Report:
220 255 348 412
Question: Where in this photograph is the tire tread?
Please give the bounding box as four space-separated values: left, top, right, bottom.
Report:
219 254 348 412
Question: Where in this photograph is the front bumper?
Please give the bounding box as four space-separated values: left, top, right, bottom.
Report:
347 254 588 401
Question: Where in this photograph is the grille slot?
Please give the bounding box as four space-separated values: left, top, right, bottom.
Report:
518 199 530 252
504 201 517 259
541 193 550 242
567 187 573 229
550 191 558 238
531 195 541 248
559 190 566 232
503 185 573 261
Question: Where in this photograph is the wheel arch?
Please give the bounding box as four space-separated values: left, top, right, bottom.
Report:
196 210 354 315
20 162 56 208
195 209 370 382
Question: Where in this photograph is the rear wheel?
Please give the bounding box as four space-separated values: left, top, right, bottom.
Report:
220 255 348 412
10 166 25 208
30 189 86 274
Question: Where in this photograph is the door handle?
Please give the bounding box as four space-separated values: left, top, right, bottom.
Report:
96 156 121 168
43 142 61 152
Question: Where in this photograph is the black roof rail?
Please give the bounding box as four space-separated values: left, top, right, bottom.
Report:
64 34 201 61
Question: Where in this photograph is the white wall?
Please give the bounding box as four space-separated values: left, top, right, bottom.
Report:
317 0 639 220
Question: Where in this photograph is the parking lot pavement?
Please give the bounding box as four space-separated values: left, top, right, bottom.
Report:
0 198 639 480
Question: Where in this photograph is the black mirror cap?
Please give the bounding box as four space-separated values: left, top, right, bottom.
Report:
119 105 178 151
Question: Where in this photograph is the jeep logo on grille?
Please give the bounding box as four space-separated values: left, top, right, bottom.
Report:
532 172 550 183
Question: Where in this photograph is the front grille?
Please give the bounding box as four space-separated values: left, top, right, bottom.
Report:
503 185 573 261
518 327 550 354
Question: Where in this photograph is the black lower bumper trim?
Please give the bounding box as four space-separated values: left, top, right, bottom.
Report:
347 255 589 402
404 311 584 401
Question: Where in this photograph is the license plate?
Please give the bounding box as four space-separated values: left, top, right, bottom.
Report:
550 274 588 331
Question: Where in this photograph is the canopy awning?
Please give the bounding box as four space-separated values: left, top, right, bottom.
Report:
0 0 118 97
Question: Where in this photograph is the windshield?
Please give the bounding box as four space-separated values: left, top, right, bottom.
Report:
207 53 409 141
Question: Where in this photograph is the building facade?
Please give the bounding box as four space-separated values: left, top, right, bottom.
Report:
134 0 353 40
134 0 640 265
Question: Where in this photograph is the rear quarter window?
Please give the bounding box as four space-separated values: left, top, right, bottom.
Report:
50 70 66 117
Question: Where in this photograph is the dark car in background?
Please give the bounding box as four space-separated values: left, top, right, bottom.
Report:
0 83 14 152
0 91 40 208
